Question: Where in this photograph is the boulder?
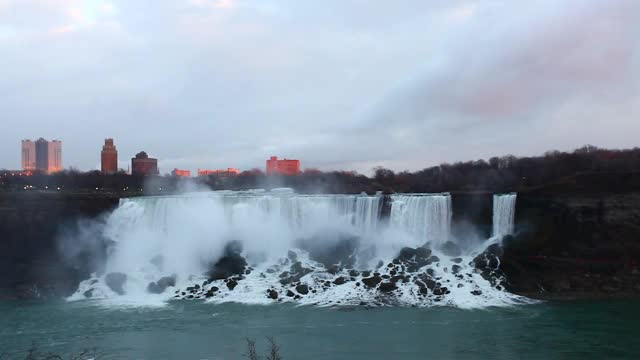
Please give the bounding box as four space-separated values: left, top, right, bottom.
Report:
226 279 238 290
83 289 94 298
267 289 278 300
415 247 432 260
398 247 417 261
280 261 313 285
414 274 435 295
451 265 462 275
207 241 247 280
333 277 347 285
362 275 382 288
295 284 309 295
379 282 398 293
105 272 127 295
426 268 435 276
432 287 449 296
205 286 220 298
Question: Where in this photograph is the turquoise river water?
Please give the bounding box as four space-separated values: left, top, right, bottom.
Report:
1 300 639 359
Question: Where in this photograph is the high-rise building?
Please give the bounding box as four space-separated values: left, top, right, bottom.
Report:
266 156 301 176
27 138 62 174
35 138 49 172
48 140 62 173
101 138 118 174
131 151 159 176
21 140 35 171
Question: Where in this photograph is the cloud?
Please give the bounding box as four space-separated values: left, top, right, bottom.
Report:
49 0 118 34
0 0 637 174
446 2 477 24
188 0 235 10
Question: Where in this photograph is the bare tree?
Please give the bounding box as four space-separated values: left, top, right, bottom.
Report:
265 337 282 360
244 337 282 360
244 338 260 360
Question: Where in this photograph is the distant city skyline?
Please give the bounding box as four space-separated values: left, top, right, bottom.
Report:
1 1 638 174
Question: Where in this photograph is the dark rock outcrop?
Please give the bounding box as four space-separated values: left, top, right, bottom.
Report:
295 284 309 295
362 274 382 288
333 277 347 285
394 246 433 273
267 289 278 300
0 193 118 300
379 282 398 293
226 278 238 290
499 192 640 300
205 286 219 298
280 261 313 285
207 241 247 280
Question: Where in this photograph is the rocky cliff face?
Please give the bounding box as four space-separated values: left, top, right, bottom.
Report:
501 192 640 299
0 193 119 300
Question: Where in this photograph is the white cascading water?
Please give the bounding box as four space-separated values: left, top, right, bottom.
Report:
389 194 452 247
492 193 517 238
69 190 530 308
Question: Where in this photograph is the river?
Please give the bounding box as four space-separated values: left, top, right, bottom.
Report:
2 300 639 359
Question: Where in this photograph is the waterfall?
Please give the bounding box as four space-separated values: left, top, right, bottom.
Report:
492 193 517 238
354 196 381 234
70 190 531 308
389 194 452 246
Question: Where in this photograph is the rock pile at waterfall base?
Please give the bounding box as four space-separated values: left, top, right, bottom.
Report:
167 244 511 306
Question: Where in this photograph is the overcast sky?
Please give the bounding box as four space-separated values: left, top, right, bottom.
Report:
1 0 638 174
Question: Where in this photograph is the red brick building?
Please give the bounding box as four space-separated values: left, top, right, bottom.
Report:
172 169 191 177
266 156 301 176
131 151 159 176
101 138 118 174
197 168 240 177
